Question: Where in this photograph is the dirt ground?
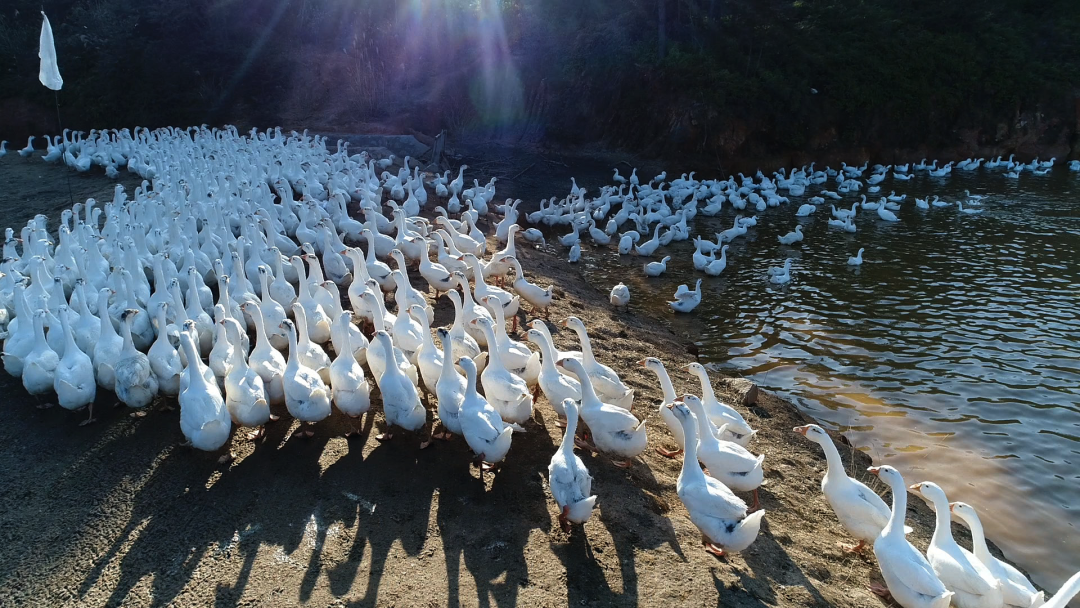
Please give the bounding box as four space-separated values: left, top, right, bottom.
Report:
0 153 1033 607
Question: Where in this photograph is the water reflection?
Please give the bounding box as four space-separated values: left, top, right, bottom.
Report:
567 169 1080 592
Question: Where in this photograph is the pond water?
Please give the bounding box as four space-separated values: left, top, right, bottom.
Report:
563 167 1080 593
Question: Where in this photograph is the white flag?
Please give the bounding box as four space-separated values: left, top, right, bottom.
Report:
39 11 63 91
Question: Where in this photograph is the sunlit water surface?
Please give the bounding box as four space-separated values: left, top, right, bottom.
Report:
565 169 1080 593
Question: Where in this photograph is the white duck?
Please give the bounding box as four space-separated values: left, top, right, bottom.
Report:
868 465 953 608
370 331 426 442
222 320 271 440
609 283 630 309
640 357 684 457
795 424 908 552
644 256 671 277
92 287 124 391
669 400 765 556
1040 571 1080 608
848 248 865 266
290 304 332 384
327 313 371 425
433 328 466 440
564 316 634 409
777 225 804 245
503 256 553 316
177 322 233 452
682 395 765 511
910 481 1004 608
950 502 1045 608
22 310 59 401
241 301 286 406
685 362 755 445
669 279 702 313
148 303 183 397
558 357 646 468
54 308 97 424
526 327 582 423
114 309 159 410
472 316 534 425
548 399 597 533
280 318 332 438
457 356 516 470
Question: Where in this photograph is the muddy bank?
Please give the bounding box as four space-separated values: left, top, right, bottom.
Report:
0 156 1039 607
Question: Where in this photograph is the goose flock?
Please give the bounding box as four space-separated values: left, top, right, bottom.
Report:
530 157 1080 314
2 128 1079 608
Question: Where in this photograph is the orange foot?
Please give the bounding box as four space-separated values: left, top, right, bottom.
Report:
655 446 683 458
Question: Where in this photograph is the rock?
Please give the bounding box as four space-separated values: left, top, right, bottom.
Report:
724 377 758 405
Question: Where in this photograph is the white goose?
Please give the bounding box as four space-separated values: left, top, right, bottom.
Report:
177 322 232 452
54 308 97 424
557 357 646 468
503 255 553 316
640 357 684 457
526 327 582 423
433 328 466 440
240 301 286 406
910 482 1004 608
609 283 630 308
290 304 332 385
114 309 159 410
682 395 765 511
868 466 953 608
564 316 634 408
644 256 671 277
548 399 597 532
471 316 534 425
371 331 426 442
1041 572 1080 608
848 248 865 266
327 312 371 426
685 363 755 445
22 310 59 401
279 318 332 437
950 502 1044 608
222 320 271 440
795 424 908 552
457 356 516 469
669 400 764 556
669 279 702 313
148 303 183 397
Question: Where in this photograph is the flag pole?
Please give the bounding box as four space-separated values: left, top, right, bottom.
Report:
54 91 74 206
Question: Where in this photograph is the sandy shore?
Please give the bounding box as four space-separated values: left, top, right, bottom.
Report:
0 156 1036 607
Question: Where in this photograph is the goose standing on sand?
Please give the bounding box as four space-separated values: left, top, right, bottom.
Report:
910 482 1003 608
867 466 953 608
177 321 232 453
457 356 516 470
548 398 597 532
682 395 765 511
610 283 630 309
557 358 646 468
640 357 684 457
563 316 634 408
794 424 909 552
949 502 1044 608
280 318 332 438
669 400 764 557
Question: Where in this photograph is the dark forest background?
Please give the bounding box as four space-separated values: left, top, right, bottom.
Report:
2 0 1079 163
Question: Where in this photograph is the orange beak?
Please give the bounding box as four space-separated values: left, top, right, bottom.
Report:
793 425 809 436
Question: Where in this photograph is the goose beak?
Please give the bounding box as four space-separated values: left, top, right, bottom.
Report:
909 483 922 491
637 359 646 366
793 425 809 436
867 467 881 476
948 502 958 513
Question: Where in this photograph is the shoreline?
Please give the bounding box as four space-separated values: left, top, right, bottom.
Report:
0 156 1043 606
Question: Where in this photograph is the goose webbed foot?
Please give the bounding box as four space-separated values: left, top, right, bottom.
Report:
868 582 891 599
702 536 726 557
376 432 393 442
247 427 266 441
559 506 572 534
573 437 595 451
842 540 868 553
130 410 147 418
611 459 633 469
655 446 683 458
748 489 762 513
556 416 567 429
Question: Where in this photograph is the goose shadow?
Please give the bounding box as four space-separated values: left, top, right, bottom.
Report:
735 523 830 607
